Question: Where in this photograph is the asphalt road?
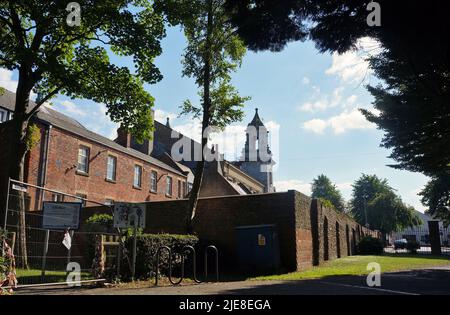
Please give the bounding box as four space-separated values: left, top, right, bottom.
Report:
15 266 450 295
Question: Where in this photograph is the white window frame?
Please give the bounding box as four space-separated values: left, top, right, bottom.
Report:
106 155 117 181
150 170 158 192
166 176 172 196
134 165 142 188
77 146 90 173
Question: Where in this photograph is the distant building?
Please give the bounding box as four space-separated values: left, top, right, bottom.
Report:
0 90 188 211
0 89 275 210
152 111 269 197
231 108 275 193
389 211 450 246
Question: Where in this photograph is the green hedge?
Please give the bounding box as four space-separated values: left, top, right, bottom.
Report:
122 234 199 280
84 213 114 233
406 240 420 253
357 236 384 255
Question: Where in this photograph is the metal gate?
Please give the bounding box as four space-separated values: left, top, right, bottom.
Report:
385 222 450 255
1 179 123 288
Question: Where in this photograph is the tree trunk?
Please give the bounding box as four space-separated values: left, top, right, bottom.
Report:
185 0 214 234
8 68 33 269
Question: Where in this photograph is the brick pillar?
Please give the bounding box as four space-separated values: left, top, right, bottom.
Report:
310 199 320 266
428 221 442 255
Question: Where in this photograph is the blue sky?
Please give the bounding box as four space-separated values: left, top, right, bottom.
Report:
0 27 429 211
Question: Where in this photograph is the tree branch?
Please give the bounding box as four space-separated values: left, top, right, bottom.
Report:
25 85 63 120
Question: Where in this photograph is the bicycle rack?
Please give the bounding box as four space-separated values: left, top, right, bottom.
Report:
154 245 219 286
154 246 184 286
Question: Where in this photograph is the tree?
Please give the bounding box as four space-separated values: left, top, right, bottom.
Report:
311 174 345 212
224 0 450 222
366 192 420 235
154 0 249 232
420 174 450 227
350 174 420 233
0 0 165 267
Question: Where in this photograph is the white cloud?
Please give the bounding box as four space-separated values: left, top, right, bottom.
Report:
275 180 311 195
0 68 18 92
56 100 86 116
173 118 203 142
0 68 37 100
303 119 327 134
82 103 119 140
298 87 343 113
154 109 177 124
325 37 381 84
303 108 375 135
302 76 310 85
336 182 353 192
328 108 375 134
171 118 280 163
344 95 358 108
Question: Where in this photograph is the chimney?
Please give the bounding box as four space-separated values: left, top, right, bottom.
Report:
116 126 132 148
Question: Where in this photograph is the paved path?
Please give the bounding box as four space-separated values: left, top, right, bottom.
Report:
16 266 450 295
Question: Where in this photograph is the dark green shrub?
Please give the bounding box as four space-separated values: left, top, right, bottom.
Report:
122 234 199 280
406 240 420 254
85 213 114 233
357 236 384 255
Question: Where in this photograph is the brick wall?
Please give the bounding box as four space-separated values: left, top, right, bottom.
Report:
313 199 367 265
82 190 380 273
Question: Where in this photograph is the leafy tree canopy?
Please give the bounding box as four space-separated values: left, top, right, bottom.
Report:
311 174 346 212
0 0 167 141
155 0 249 130
420 174 450 227
350 174 421 233
153 0 249 229
225 0 450 222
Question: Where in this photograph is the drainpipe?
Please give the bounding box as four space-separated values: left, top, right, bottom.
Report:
39 124 52 209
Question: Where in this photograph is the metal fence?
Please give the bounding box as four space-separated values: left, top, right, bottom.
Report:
1 179 124 287
385 224 450 255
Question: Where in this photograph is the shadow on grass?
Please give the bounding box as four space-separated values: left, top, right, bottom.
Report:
381 253 450 260
215 268 450 295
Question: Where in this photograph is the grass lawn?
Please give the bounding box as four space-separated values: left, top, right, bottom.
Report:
251 254 450 281
15 268 92 284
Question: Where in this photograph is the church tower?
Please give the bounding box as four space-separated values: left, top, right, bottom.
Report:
237 108 275 192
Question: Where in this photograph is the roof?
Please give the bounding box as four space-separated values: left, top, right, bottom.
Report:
0 89 17 112
0 90 185 176
248 108 265 127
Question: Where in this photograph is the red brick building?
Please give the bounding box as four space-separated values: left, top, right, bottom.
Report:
0 90 188 211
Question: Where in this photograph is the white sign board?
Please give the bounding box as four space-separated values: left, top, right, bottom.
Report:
113 202 146 228
42 202 81 230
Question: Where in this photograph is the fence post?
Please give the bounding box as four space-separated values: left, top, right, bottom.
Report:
428 221 442 255
131 225 137 281
66 230 75 276
41 229 50 280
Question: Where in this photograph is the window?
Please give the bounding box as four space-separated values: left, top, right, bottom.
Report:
166 176 172 196
0 109 6 123
177 180 182 198
134 165 142 188
105 199 114 206
77 146 90 173
75 193 87 207
106 155 117 181
52 193 65 202
182 181 186 197
150 170 157 192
